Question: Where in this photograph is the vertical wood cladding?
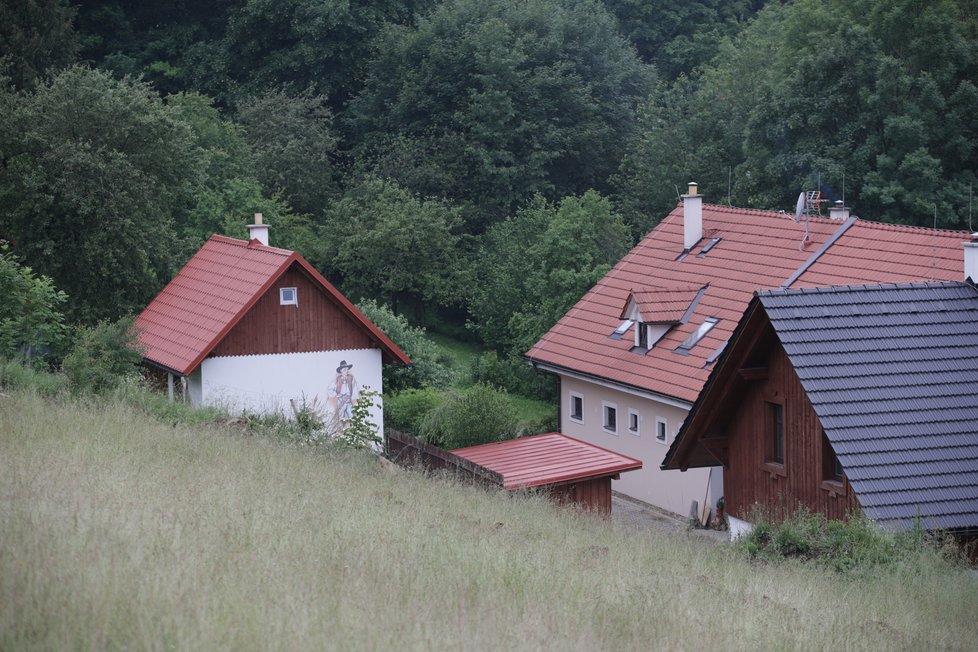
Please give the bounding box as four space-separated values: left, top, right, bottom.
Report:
725 341 858 522
210 264 374 358
549 478 612 514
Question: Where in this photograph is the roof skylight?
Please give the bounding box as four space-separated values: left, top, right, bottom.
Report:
675 317 719 353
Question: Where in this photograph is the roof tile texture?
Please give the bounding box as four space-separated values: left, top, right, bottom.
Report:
759 283 978 531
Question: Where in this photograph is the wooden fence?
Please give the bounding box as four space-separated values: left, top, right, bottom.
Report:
385 430 503 487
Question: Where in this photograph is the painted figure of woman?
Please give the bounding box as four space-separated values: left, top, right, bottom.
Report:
333 360 358 425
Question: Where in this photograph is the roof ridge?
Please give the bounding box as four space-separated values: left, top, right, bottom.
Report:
209 233 294 256
851 217 971 236
759 280 973 297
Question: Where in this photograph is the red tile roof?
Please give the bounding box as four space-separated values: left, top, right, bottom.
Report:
135 235 409 375
451 433 642 489
622 285 703 323
526 203 968 405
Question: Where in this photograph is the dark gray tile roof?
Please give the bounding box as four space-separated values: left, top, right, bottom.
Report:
758 282 978 531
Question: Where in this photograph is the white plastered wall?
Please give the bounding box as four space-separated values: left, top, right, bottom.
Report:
560 375 723 520
200 348 384 435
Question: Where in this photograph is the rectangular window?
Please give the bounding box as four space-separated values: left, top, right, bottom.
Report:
768 402 784 465
569 392 584 423
628 409 640 436
603 402 617 434
823 432 843 482
655 417 668 444
676 317 719 353
279 287 298 306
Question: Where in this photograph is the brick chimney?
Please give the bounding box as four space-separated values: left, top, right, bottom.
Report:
248 213 269 246
964 233 978 282
682 182 703 250
828 200 850 220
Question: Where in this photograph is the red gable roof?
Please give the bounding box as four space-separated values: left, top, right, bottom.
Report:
136 235 409 375
451 433 642 490
526 203 967 405
622 284 704 323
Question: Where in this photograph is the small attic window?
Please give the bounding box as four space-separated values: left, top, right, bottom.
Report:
676 317 719 353
280 287 298 306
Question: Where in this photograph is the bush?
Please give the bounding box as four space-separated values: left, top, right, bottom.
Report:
355 300 455 391
0 358 69 397
739 507 963 575
418 383 519 450
384 388 445 435
470 351 556 401
63 316 144 395
0 241 68 364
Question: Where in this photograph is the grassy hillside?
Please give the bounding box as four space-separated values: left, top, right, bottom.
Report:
2 390 975 650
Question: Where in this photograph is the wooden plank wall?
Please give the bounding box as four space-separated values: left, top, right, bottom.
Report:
210 265 374 358
385 430 504 487
725 342 859 522
548 478 612 514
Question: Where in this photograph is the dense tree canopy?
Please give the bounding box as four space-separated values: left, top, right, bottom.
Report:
349 0 652 231
0 0 78 89
0 67 198 323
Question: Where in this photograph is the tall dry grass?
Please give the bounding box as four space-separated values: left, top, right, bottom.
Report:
2 389 976 650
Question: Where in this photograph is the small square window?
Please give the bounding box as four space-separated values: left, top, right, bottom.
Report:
603 402 617 434
569 392 584 422
655 417 668 444
628 409 640 436
280 287 298 306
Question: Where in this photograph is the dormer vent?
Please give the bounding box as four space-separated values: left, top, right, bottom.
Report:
619 284 706 353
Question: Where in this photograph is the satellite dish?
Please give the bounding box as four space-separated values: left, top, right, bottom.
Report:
794 192 806 222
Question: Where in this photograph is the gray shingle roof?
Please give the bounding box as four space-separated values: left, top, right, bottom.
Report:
758 282 978 531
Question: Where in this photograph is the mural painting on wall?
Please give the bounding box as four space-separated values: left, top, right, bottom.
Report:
288 359 359 433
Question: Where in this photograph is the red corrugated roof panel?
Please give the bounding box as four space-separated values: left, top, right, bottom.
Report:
451 433 642 489
135 235 409 375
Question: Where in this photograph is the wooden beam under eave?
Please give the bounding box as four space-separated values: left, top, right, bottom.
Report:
738 366 768 380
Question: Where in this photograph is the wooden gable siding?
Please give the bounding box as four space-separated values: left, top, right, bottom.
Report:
209 264 374 358
725 340 859 522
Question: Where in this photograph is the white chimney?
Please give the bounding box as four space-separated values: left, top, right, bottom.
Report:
829 201 850 220
248 213 269 246
964 233 978 282
682 182 703 250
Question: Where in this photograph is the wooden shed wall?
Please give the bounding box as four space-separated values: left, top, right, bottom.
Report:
210 264 374 358
725 341 859 522
548 478 612 514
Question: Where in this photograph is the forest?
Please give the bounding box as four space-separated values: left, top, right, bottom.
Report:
2 0 977 395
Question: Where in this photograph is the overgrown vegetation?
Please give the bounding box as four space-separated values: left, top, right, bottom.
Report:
2 389 975 650
738 507 966 576
419 383 520 449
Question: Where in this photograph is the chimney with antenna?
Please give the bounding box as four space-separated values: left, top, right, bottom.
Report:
828 200 850 220
682 182 703 250
964 233 978 282
248 213 269 246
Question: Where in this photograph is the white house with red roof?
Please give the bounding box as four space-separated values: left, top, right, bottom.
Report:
136 216 409 435
527 184 969 519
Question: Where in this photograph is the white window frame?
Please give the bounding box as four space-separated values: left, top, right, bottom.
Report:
627 409 640 436
279 287 298 306
655 417 669 445
602 401 618 434
568 391 584 423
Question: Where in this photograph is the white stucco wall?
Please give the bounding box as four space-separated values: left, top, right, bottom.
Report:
560 375 723 520
200 348 385 435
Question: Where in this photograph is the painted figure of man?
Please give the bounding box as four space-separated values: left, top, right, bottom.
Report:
334 360 358 424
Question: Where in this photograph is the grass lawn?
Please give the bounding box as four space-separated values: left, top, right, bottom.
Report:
3 389 976 650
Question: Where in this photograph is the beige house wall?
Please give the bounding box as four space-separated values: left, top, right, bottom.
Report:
560 375 722 519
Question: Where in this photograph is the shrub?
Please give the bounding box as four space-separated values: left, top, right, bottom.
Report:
0 358 69 396
418 383 519 450
470 351 556 400
63 316 144 395
739 507 963 575
0 241 68 364
384 388 445 435
355 299 455 391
